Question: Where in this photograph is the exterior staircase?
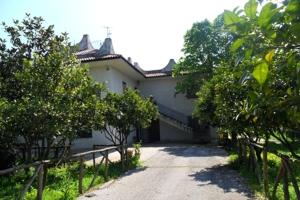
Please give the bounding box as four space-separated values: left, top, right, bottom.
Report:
157 103 194 134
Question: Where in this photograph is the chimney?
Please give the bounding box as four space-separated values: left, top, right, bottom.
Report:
162 59 176 72
98 38 115 56
127 57 132 64
134 62 140 68
79 34 94 51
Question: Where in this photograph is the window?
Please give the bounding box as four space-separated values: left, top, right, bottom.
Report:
122 81 127 92
77 129 92 138
186 88 198 99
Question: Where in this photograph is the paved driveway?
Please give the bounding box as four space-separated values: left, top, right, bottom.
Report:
79 144 253 200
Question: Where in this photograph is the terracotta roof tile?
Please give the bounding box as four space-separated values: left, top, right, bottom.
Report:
75 36 175 78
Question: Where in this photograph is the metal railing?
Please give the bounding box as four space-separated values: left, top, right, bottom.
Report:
157 103 194 133
157 103 189 124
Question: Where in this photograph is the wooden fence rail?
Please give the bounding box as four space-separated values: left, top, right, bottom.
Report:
0 145 126 200
14 145 71 162
238 139 300 200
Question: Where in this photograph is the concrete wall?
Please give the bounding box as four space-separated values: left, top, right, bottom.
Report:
138 77 195 116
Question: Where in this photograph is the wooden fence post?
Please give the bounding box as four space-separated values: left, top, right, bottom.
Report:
20 164 41 200
104 150 109 181
37 163 44 200
121 146 125 172
43 162 48 189
272 161 284 198
262 148 269 198
125 145 128 170
250 145 261 183
78 156 84 194
282 163 289 200
283 158 300 200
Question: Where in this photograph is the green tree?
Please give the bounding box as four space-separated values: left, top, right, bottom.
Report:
0 14 106 164
173 17 231 96
223 0 300 157
191 0 300 158
102 88 158 147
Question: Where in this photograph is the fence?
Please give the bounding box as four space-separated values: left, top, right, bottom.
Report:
14 144 71 162
0 145 128 200
237 138 300 200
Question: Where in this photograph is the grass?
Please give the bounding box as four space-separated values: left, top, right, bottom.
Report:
227 146 300 200
0 155 141 200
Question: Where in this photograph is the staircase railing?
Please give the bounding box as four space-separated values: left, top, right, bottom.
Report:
156 103 193 133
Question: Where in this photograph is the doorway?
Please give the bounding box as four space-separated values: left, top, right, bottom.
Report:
148 118 160 143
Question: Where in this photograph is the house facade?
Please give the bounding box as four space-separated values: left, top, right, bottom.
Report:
72 35 216 149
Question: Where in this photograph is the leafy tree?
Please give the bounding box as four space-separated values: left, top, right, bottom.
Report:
191 0 300 158
102 88 158 148
0 14 106 164
223 0 300 157
173 17 231 96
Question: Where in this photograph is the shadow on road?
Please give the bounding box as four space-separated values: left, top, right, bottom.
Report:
160 145 228 158
121 166 148 178
189 164 253 198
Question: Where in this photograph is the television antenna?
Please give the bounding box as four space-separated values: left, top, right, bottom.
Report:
103 26 112 38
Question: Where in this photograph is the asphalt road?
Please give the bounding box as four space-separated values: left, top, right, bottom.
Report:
79 144 253 200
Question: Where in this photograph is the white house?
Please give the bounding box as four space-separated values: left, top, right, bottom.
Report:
72 35 216 149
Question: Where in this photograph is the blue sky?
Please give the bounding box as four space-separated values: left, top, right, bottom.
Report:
0 0 248 70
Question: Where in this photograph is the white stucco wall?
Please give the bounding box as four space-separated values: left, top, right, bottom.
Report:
160 121 194 142
138 77 197 142
72 64 138 151
138 77 195 116
88 64 138 93
71 62 213 149
71 130 136 151
107 67 137 93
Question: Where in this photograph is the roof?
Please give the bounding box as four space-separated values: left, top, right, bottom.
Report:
144 59 176 78
144 70 172 78
75 35 176 78
79 34 94 51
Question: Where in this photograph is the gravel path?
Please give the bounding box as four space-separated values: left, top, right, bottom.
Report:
79 144 253 200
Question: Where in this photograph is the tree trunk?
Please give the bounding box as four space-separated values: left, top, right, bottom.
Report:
231 132 237 147
254 146 262 162
43 138 52 160
25 139 33 164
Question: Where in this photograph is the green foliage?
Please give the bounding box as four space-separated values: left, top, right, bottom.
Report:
0 156 141 200
133 142 142 160
230 38 244 52
183 0 300 159
244 0 258 19
224 10 241 27
0 14 106 161
102 88 158 145
227 148 300 200
252 62 269 86
172 18 231 95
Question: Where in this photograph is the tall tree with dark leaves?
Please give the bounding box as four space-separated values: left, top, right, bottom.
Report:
0 14 106 164
173 17 231 96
